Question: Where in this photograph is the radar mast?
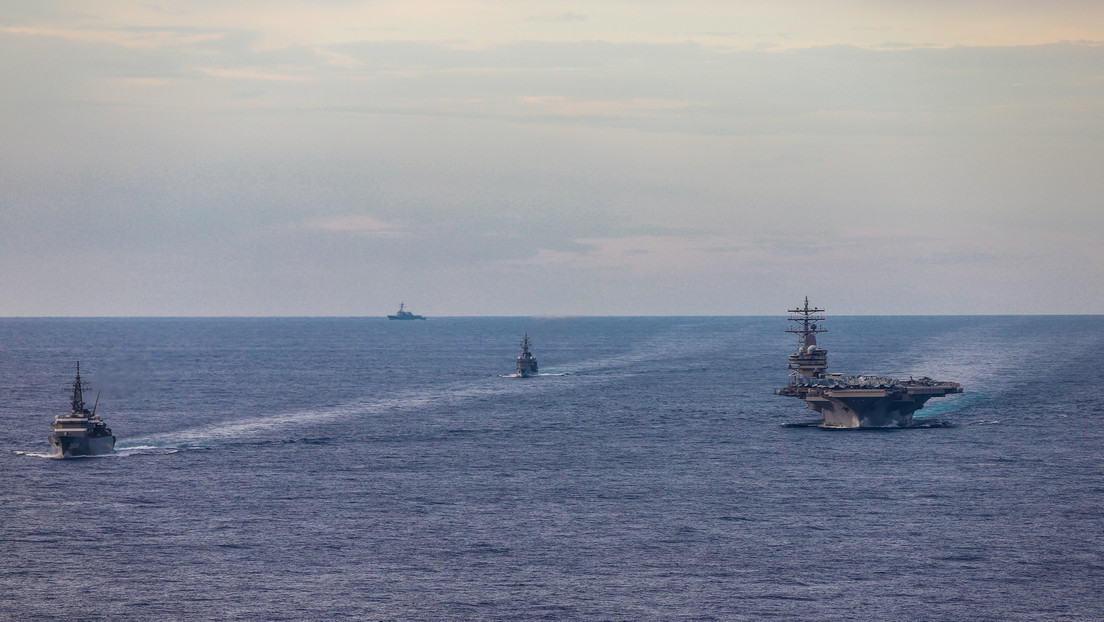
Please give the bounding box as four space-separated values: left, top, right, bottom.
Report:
70 362 91 415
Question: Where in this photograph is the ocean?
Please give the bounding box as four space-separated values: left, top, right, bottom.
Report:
2 316 1102 621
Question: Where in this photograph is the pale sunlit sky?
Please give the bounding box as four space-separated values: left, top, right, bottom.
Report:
2 1 1102 315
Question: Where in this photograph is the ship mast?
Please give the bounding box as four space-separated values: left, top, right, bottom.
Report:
786 296 826 348
786 297 829 379
70 361 91 414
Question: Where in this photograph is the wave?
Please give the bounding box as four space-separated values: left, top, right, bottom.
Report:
118 395 431 451
781 418 954 430
912 391 988 417
563 329 731 375
14 450 60 459
15 449 128 459
112 370 595 451
112 446 180 456
15 446 181 459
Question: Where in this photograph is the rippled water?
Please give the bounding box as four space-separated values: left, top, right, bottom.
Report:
2 316 1102 620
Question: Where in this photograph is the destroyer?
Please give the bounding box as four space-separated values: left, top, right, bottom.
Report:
515 334 539 377
388 302 425 320
48 363 116 457
775 298 962 428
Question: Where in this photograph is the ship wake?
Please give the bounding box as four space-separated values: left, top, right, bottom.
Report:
781 418 955 430
112 370 611 452
13 450 63 459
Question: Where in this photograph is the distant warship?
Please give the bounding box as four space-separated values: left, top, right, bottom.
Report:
388 302 425 320
516 334 539 377
48 363 116 457
775 298 962 428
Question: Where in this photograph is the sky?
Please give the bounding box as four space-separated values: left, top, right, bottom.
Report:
1 1 1102 316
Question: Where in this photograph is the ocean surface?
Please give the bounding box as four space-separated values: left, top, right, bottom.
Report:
2 316 1103 621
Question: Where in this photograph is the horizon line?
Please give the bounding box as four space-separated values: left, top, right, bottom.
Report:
1 313 1101 319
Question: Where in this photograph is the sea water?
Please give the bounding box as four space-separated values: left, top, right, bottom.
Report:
1 316 1102 620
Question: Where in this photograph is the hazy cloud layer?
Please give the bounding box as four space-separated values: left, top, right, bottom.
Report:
1 2 1102 315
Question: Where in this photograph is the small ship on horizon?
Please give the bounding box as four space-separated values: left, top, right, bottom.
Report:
775 298 962 428
516 334 539 377
48 362 116 457
388 302 425 320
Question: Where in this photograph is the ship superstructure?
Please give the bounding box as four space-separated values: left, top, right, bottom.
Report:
516 334 539 377
388 302 425 320
775 298 962 428
48 363 116 457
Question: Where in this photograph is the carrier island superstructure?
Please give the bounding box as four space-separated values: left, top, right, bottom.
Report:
775 298 962 428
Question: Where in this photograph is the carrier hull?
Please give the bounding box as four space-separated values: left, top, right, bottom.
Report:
776 383 961 428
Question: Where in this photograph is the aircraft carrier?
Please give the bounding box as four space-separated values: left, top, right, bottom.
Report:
775 298 963 428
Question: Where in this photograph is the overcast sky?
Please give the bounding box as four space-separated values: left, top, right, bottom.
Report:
2 1 1102 316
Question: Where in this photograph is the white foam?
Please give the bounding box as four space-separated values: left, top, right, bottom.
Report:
112 446 180 456
14 450 60 459
118 381 510 450
15 449 123 459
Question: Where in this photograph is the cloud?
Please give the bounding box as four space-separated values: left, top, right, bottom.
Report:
527 13 587 24
312 47 362 69
304 215 405 237
517 96 689 117
198 67 308 81
1 25 228 49
502 234 746 272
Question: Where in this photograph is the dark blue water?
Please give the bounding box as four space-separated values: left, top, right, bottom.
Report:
2 316 1102 620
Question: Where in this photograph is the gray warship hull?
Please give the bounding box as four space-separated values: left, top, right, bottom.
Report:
48 433 116 458
516 357 538 377
515 334 538 377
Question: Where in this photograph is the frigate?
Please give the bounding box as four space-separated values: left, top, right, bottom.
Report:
48 363 116 457
387 302 425 320
775 298 962 428
516 334 539 377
